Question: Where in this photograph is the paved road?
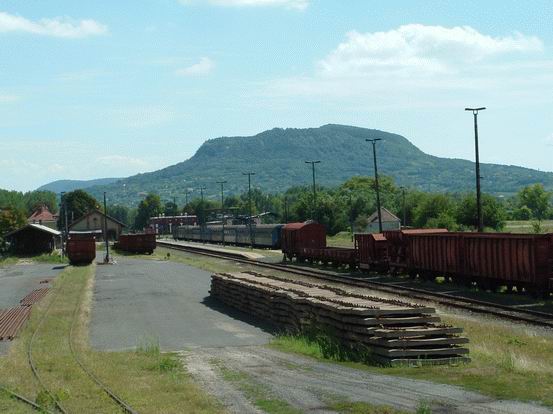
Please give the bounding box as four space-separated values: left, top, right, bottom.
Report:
90 256 273 351
0 262 65 355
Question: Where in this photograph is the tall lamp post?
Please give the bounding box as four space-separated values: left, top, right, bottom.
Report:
216 180 227 245
103 192 110 263
305 160 321 221
400 186 406 227
366 139 383 233
465 107 486 232
242 172 255 248
60 192 68 257
197 186 206 242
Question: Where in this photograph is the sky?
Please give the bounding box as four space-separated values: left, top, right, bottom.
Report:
1 0 552 191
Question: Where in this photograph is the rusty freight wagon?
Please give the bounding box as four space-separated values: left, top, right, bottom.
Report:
298 246 357 268
66 234 96 265
281 222 326 261
383 228 448 272
407 232 553 296
115 233 156 254
355 233 389 271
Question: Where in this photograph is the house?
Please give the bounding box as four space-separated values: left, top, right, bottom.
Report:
365 208 401 233
28 205 58 229
5 223 61 255
69 210 125 240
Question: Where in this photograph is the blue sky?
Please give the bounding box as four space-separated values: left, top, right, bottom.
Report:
1 0 552 191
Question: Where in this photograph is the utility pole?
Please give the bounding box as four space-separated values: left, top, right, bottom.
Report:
197 186 206 241
305 160 321 222
184 189 192 212
242 172 255 248
103 192 110 263
366 139 383 233
465 107 486 232
284 196 288 223
400 186 406 227
349 192 354 242
60 192 68 257
217 180 227 245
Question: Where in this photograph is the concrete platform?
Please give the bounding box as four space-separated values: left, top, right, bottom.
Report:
0 262 65 355
159 240 266 260
90 256 273 351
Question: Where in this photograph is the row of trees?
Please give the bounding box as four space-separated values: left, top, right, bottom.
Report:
2 181 552 244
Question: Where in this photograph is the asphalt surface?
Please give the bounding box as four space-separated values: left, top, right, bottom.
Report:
90 255 274 351
0 262 65 355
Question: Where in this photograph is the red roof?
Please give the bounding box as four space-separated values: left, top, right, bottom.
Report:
28 205 57 222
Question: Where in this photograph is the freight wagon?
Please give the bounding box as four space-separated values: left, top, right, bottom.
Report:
66 234 96 265
407 232 553 296
355 233 389 271
115 233 156 254
174 224 283 249
281 222 326 260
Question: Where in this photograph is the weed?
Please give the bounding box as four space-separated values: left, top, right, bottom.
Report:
416 400 432 414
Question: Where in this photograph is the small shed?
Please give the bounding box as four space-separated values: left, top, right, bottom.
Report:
69 210 125 241
365 208 401 233
5 224 61 255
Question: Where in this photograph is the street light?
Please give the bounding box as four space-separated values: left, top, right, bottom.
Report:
103 192 110 263
60 192 68 257
197 186 207 242
366 139 383 233
216 180 227 245
400 186 406 227
465 107 486 232
242 172 255 248
305 160 321 221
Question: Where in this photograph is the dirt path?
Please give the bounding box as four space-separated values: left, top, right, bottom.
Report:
182 345 552 414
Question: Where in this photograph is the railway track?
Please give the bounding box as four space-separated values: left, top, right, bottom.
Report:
2 270 138 414
158 240 553 329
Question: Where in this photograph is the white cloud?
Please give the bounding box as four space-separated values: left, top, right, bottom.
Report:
0 11 108 38
97 155 149 168
111 106 176 128
0 94 20 103
175 57 215 76
179 0 308 10
319 24 543 77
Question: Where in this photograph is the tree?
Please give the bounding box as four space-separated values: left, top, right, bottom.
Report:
61 190 100 224
456 193 506 230
412 194 457 229
0 208 26 250
108 205 130 227
134 194 163 230
164 201 179 217
517 184 550 220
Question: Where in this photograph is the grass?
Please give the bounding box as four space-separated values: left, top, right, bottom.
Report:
218 365 303 414
0 263 222 413
504 220 553 234
327 232 355 248
328 400 408 414
270 314 553 409
0 251 67 266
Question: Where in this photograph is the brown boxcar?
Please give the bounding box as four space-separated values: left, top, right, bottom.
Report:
299 247 356 267
281 222 326 260
355 233 388 271
407 232 553 294
383 228 448 271
116 233 156 254
66 235 96 265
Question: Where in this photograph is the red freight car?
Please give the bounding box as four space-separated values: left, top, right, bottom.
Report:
281 222 326 261
116 233 156 254
407 232 553 295
355 233 388 271
298 247 357 268
383 228 448 272
66 235 96 265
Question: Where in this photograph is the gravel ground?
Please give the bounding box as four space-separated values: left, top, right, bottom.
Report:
0 262 64 356
90 255 273 351
183 345 553 414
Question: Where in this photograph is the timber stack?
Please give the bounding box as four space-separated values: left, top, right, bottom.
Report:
210 271 469 366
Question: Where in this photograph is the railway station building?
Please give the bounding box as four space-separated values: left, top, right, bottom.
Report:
69 210 125 241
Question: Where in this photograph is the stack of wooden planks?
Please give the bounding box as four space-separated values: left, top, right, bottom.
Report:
210 271 469 366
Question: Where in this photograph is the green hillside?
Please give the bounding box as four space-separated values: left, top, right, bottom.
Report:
86 124 553 206
37 177 121 194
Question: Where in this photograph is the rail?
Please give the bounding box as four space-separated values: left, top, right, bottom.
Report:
157 240 553 329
